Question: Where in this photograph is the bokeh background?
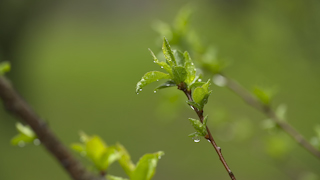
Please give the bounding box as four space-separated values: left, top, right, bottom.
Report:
1 0 320 179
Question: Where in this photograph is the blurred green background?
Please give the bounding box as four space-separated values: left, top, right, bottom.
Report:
1 0 320 179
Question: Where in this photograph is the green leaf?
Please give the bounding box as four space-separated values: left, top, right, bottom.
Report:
192 80 212 110
188 118 207 136
173 50 185 66
162 37 176 66
131 151 164 180
16 122 36 138
86 136 107 167
0 61 11 75
107 175 129 180
70 143 86 154
253 86 275 105
154 80 176 92
184 51 196 85
136 71 171 93
203 115 208 127
148 49 172 75
188 132 199 137
189 82 205 90
172 66 187 84
11 134 34 146
11 123 37 146
186 100 201 110
173 4 193 34
116 143 135 177
99 146 121 171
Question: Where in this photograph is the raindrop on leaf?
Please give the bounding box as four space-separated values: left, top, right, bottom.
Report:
192 136 200 143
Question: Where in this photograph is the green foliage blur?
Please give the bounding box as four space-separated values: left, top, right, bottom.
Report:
1 0 320 180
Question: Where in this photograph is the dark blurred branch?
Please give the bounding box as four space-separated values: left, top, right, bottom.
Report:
178 83 237 180
223 75 320 159
0 76 104 180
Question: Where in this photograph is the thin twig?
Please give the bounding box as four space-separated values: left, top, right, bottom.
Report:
0 76 104 180
223 75 320 159
178 83 236 180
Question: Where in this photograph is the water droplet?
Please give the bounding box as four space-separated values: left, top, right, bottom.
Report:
154 91 157 93
156 79 159 82
207 139 211 143
139 89 142 91
213 75 227 87
18 141 26 147
160 66 163 68
33 139 41 146
190 106 194 110
192 136 200 143
198 79 202 82
153 61 156 63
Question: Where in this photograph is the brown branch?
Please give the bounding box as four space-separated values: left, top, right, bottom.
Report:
178 83 236 180
0 76 104 180
222 75 320 159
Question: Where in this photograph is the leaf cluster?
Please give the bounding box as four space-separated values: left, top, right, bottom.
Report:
136 38 212 141
11 122 38 146
71 132 164 180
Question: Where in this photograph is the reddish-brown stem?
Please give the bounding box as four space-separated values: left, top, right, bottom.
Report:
178 83 236 180
0 77 103 180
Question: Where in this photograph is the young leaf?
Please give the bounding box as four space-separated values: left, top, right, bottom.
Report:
107 175 129 180
173 4 193 34
192 80 212 110
154 80 176 92
148 49 172 75
11 134 34 146
86 136 107 166
99 146 121 171
131 151 164 180
186 100 201 110
70 143 86 154
188 118 207 136
203 115 208 127
172 66 187 84
136 71 170 93
162 37 176 66
173 50 185 66
0 61 11 75
116 143 135 177
16 122 36 138
188 132 199 137
189 82 205 90
253 86 275 105
184 51 196 85
11 123 37 146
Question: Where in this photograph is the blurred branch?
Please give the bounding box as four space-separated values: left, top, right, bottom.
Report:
222 74 320 159
178 83 236 180
0 76 104 180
